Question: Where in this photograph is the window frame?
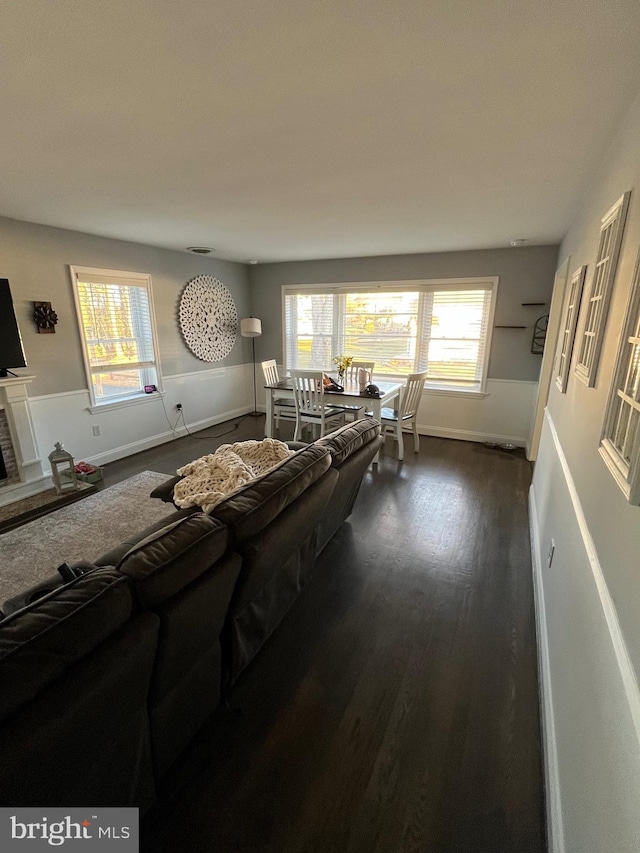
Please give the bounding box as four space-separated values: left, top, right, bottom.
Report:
281 277 498 395
599 245 640 504
575 192 631 388
69 265 163 409
555 264 587 393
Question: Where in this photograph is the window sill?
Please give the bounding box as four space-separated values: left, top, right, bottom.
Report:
86 391 165 415
373 374 487 398
598 441 632 501
422 386 488 399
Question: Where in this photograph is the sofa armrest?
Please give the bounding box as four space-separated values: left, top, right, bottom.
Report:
149 475 182 504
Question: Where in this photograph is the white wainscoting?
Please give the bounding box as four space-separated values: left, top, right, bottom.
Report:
29 370 536 471
530 410 640 853
415 378 537 447
29 363 254 471
262 373 537 448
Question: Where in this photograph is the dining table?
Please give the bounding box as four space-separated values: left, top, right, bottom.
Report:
263 376 403 465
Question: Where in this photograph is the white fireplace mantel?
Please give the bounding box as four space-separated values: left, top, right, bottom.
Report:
0 374 50 507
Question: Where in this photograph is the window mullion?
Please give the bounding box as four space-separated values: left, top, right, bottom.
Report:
416 291 433 373
335 294 346 358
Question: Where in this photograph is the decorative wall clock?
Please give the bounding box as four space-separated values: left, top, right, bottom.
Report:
33 301 58 333
178 275 238 362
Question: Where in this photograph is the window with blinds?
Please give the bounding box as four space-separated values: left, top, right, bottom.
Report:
600 246 640 504
283 279 497 392
70 266 161 406
576 192 630 387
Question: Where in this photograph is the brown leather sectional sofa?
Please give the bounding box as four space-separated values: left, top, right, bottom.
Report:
0 419 382 810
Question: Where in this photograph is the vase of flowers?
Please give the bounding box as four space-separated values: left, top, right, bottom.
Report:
333 355 353 383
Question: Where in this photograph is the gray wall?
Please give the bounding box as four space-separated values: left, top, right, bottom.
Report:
249 244 559 381
532 88 640 852
548 90 640 670
0 216 251 397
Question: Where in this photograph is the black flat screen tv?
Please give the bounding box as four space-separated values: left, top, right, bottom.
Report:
0 279 27 376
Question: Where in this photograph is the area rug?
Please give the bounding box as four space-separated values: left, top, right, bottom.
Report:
0 471 171 600
0 481 97 534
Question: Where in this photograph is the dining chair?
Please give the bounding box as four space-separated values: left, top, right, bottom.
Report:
290 369 346 441
380 370 427 460
345 361 375 386
338 361 375 420
261 359 297 432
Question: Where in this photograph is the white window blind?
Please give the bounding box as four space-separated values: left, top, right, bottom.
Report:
600 247 640 504
70 266 161 406
576 192 630 387
283 280 496 392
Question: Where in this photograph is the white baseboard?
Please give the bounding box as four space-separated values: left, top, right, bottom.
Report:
529 485 565 853
74 405 254 467
415 423 527 446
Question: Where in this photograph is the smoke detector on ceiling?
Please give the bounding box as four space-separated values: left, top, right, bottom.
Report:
247 260 258 265
510 238 527 247
187 246 215 255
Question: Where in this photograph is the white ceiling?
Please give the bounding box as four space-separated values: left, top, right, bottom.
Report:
1 0 640 263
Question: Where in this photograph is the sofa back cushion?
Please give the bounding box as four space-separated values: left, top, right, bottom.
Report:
0 568 135 722
0 611 159 810
110 512 238 779
115 513 229 608
209 445 332 543
315 417 381 467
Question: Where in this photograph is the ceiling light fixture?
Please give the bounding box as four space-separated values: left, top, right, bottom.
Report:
247 260 258 265
510 238 526 247
187 246 215 255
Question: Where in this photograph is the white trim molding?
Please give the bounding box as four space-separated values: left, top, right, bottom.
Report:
29 362 254 473
529 486 565 853
544 410 640 743
530 408 640 852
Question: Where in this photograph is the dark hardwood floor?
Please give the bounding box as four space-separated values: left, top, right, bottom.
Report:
105 419 544 853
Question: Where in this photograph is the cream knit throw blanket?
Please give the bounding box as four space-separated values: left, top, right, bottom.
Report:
173 438 295 513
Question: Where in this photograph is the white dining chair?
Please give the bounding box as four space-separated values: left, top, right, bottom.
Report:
345 361 375 386
290 369 345 441
338 361 375 420
380 370 427 460
261 359 297 432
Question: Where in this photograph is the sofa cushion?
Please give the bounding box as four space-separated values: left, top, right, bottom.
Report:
209 444 332 544
0 568 134 721
1 561 100 618
115 513 229 608
96 508 196 567
0 611 159 810
315 417 381 467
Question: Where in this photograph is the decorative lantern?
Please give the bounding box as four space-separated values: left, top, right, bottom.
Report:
48 442 79 495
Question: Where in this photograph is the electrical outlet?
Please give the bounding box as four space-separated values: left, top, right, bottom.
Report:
176 403 183 411
92 425 101 436
548 539 555 568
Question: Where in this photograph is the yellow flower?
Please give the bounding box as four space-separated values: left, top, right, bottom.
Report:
333 355 354 373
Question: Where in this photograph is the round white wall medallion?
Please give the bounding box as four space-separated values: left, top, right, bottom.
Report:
179 275 238 362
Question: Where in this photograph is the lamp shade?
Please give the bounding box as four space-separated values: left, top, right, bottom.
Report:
240 317 262 338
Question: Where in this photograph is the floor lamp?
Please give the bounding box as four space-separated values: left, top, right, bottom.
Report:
240 317 262 417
